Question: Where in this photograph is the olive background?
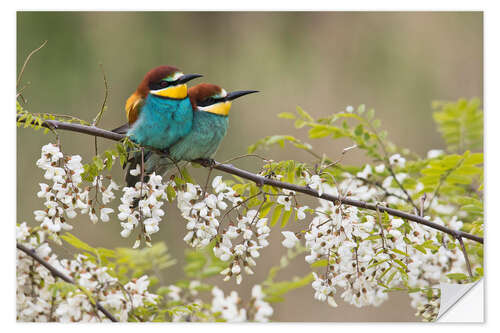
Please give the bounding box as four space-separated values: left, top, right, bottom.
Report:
16 12 483 321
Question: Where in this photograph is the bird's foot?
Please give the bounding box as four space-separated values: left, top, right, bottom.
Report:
196 158 216 168
158 148 170 156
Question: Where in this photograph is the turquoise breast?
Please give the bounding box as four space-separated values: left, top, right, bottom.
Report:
141 111 229 177
127 95 193 150
169 110 229 162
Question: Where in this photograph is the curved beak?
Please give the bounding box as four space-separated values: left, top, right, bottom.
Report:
177 73 203 84
226 90 259 101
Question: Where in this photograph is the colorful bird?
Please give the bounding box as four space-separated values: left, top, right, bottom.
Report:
116 65 202 186
141 83 258 177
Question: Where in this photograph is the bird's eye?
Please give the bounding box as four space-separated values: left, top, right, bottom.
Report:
160 81 169 88
198 97 220 107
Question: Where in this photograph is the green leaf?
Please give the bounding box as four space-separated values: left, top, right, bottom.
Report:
278 112 296 119
447 273 469 281
391 248 410 257
309 126 331 139
264 273 314 304
412 244 427 254
259 201 274 218
270 205 283 227
61 232 96 254
281 209 292 228
166 184 177 201
296 106 313 121
93 156 104 170
310 259 328 268
433 98 483 152
365 108 375 120
354 124 364 136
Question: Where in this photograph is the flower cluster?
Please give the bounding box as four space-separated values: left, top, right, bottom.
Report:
16 223 158 322
300 182 389 308
284 172 471 313
211 285 273 322
34 143 119 235
118 172 171 246
216 208 271 284
303 171 325 196
177 177 244 248
177 177 270 284
414 288 440 322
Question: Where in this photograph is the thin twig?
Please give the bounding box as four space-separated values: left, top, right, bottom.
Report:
424 157 466 214
362 112 420 211
202 165 213 198
16 117 484 244
16 242 118 322
319 144 357 172
17 40 48 89
92 63 109 127
375 205 386 250
457 237 473 278
221 153 269 164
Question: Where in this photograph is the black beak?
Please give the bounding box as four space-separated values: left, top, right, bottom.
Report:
178 73 203 84
226 90 259 101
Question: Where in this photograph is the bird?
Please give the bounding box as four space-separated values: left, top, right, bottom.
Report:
140 83 258 178
115 65 202 186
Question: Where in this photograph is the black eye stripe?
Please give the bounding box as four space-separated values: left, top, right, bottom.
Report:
149 80 176 91
197 97 225 107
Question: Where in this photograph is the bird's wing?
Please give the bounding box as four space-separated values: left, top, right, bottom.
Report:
125 92 145 125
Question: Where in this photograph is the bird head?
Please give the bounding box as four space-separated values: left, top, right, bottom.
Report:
188 83 259 116
137 65 203 99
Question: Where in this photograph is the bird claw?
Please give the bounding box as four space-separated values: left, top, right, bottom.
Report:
159 148 170 156
197 158 216 168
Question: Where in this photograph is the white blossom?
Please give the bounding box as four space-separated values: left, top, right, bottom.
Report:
17 228 158 322
427 149 444 159
281 231 300 248
375 164 385 173
389 154 406 168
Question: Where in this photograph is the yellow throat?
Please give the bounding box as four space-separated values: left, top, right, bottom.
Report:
199 101 232 116
151 84 188 99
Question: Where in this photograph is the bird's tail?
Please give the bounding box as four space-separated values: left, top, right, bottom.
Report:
125 150 153 188
111 123 130 134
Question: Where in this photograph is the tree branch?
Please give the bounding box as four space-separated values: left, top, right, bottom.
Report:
16 242 118 322
16 116 483 244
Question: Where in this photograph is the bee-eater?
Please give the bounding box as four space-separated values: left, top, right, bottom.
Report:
117 65 202 186
141 83 258 177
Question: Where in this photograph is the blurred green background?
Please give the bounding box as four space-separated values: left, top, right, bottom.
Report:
17 12 482 321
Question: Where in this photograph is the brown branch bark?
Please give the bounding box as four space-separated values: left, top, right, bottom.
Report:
16 116 483 244
16 243 118 322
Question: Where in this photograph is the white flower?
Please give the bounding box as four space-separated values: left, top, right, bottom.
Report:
389 154 406 168
17 229 158 322
129 164 141 176
100 208 114 222
327 296 338 307
89 212 98 224
211 287 247 322
375 164 385 173
357 164 372 179
346 105 354 113
212 176 227 193
281 231 300 248
251 285 273 322
16 223 30 241
391 218 404 228
277 189 294 211
427 149 444 159
305 173 324 196
296 205 309 220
